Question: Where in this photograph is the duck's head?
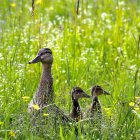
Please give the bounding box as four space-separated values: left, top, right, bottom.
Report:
91 85 110 97
71 87 91 100
29 48 53 64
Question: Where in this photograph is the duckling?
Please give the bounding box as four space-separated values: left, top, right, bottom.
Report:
28 48 53 112
87 85 110 118
70 87 91 122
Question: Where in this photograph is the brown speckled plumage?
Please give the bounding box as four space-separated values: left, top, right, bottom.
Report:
28 48 53 112
28 48 73 123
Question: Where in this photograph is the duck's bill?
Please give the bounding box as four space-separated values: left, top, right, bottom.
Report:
29 55 41 64
103 90 110 95
82 92 91 98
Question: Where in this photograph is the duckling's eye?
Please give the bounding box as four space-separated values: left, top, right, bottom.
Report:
97 89 103 93
76 89 83 93
96 88 101 91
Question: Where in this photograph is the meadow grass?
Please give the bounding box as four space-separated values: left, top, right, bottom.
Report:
0 0 140 139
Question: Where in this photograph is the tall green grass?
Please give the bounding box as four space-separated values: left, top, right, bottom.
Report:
0 0 140 139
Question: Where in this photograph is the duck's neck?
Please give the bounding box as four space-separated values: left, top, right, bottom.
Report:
41 64 52 85
91 95 101 110
72 96 81 116
35 63 53 107
91 95 102 119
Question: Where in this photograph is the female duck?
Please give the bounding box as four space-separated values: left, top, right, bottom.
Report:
28 48 53 112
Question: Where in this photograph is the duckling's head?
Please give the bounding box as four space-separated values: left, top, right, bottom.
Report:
91 85 110 97
71 87 91 100
29 48 53 64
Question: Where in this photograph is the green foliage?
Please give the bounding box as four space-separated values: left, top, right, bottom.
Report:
0 0 140 139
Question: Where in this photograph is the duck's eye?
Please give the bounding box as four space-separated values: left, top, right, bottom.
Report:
76 89 83 93
40 51 52 56
96 88 100 91
41 52 46 55
46 51 52 54
96 89 103 93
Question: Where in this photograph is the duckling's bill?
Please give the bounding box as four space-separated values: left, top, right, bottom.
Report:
103 90 110 95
